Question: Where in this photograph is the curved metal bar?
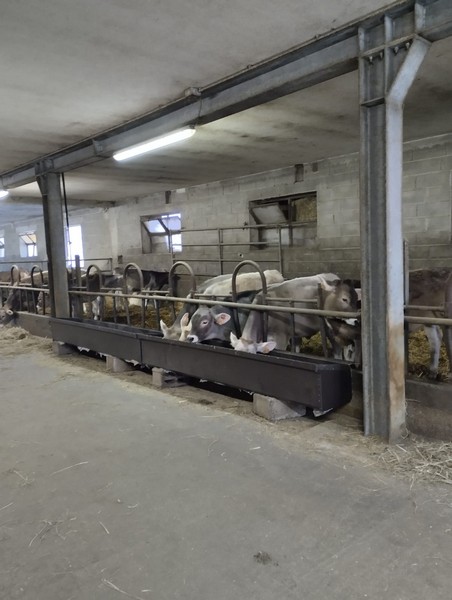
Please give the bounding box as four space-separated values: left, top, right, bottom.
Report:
169 261 196 296
123 262 144 293
30 265 45 314
85 264 103 320
123 263 145 327
30 265 44 288
10 264 21 284
169 261 196 319
231 259 268 339
85 263 102 291
231 259 267 300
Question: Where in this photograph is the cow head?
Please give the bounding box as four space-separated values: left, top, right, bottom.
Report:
319 278 359 312
186 310 231 343
0 304 16 325
160 319 182 340
230 332 276 354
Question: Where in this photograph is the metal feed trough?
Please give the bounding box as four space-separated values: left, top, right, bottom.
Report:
47 260 354 412
50 317 352 413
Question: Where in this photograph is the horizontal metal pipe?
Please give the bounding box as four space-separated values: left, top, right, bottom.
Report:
404 315 452 326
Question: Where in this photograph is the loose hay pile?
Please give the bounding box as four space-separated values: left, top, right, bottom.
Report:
361 435 452 486
408 330 450 380
0 326 52 355
100 299 183 330
302 331 450 380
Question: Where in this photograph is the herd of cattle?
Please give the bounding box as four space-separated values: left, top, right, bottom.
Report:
1 264 452 378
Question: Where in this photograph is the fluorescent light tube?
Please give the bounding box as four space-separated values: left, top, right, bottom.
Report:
0 190 9 199
113 127 196 162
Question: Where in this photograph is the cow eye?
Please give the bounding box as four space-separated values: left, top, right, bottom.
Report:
342 297 349 303
201 320 208 326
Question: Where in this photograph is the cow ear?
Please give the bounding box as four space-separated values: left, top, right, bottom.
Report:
319 279 338 292
257 340 277 354
214 312 231 326
180 312 190 327
160 320 169 334
230 332 239 347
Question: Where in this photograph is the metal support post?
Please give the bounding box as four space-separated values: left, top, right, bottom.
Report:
359 21 430 440
38 171 70 318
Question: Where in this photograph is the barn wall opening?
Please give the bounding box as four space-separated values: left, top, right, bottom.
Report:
249 192 317 247
19 232 37 258
141 213 182 255
66 225 84 267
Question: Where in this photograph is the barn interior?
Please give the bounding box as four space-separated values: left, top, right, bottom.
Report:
1 2 452 597
2 0 452 433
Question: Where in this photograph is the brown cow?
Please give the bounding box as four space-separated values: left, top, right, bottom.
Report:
407 268 452 378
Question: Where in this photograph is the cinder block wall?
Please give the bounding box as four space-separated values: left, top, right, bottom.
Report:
112 132 452 279
0 220 47 270
2 132 451 280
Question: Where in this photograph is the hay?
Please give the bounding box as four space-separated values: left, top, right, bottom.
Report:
300 331 450 380
408 330 450 380
0 326 52 355
360 434 452 486
100 301 177 330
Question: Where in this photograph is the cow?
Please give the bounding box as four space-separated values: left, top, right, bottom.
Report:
319 283 362 365
0 270 51 324
406 267 452 378
180 290 259 344
83 268 171 319
0 268 29 283
229 274 358 354
325 268 452 377
124 269 170 294
160 269 284 340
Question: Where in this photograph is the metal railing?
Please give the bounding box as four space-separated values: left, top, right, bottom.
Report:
2 260 451 379
161 221 319 277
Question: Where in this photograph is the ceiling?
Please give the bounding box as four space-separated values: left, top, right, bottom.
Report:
1 0 452 224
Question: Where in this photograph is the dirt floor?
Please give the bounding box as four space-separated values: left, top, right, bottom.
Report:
1 328 452 599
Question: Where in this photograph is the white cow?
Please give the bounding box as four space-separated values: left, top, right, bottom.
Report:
160 269 284 340
230 274 359 354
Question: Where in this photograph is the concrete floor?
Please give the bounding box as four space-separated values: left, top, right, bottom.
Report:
1 346 452 600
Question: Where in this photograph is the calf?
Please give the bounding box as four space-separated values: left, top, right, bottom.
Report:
0 268 29 283
180 290 259 344
230 274 358 354
319 282 361 364
160 269 284 340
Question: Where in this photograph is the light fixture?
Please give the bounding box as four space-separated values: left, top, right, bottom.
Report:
113 127 196 162
0 189 9 199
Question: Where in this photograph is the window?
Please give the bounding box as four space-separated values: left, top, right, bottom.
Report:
0 237 4 259
141 213 182 253
249 192 317 246
19 232 37 257
66 225 84 267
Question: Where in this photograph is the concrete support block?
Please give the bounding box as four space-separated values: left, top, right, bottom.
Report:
106 355 134 373
253 394 307 422
152 367 187 388
52 341 77 356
